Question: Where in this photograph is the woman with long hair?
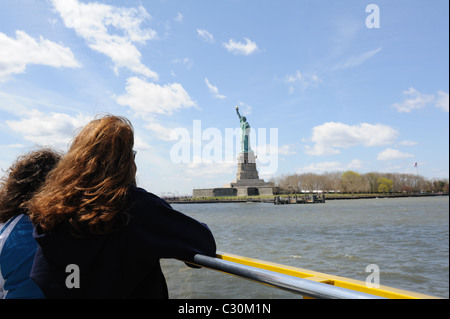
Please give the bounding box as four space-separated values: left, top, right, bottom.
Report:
27 115 216 298
0 148 61 298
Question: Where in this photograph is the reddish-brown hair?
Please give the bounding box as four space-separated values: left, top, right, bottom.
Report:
28 115 136 236
0 148 61 223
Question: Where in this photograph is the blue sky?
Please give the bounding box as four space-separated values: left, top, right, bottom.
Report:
0 0 448 196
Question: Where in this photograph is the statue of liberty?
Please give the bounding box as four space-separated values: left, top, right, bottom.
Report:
236 105 251 153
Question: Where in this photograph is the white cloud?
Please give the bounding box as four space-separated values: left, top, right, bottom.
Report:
278 144 296 155
285 70 303 83
299 159 364 173
305 122 398 156
205 78 226 99
398 140 418 146
237 101 252 115
5 110 91 150
174 12 183 23
304 144 340 156
377 148 414 161
172 57 193 70
133 134 152 150
332 47 382 70
223 37 258 55
51 0 158 79
116 76 196 116
197 29 214 43
184 161 235 178
435 91 449 112
392 88 449 113
0 30 80 81
392 87 435 113
144 120 178 142
283 70 321 92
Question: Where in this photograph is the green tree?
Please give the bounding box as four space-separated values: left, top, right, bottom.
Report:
342 171 365 193
377 177 393 193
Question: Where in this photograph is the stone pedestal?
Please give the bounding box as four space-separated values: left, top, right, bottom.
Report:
236 151 259 180
228 152 273 196
193 151 273 197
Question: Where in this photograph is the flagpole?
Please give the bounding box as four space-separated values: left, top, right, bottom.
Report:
414 162 419 193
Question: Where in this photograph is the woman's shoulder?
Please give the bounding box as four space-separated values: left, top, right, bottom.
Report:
128 187 172 210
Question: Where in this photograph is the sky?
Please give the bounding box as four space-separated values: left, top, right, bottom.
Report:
0 0 448 196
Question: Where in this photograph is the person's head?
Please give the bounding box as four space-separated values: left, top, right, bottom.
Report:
68 114 136 186
0 148 61 223
28 114 136 236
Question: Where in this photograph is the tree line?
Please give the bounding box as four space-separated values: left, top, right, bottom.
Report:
270 171 449 194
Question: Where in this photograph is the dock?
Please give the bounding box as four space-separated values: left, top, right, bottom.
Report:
274 194 325 205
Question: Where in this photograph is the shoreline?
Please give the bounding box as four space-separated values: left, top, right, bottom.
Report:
166 192 449 204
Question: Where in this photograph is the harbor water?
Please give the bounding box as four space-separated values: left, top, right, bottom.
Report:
161 196 449 298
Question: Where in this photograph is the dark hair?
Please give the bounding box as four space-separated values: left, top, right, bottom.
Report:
0 148 62 223
28 115 136 236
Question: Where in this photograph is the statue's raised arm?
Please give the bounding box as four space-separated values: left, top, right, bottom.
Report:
236 105 242 120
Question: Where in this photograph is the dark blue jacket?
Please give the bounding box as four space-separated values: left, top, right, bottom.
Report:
31 187 216 298
0 214 44 299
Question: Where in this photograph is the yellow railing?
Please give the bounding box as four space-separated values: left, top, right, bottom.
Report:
192 251 440 299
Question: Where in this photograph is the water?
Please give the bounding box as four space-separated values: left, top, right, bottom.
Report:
161 196 449 298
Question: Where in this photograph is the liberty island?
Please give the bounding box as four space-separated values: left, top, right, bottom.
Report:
193 106 274 197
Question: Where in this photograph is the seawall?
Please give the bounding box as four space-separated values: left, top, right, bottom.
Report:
165 193 448 204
